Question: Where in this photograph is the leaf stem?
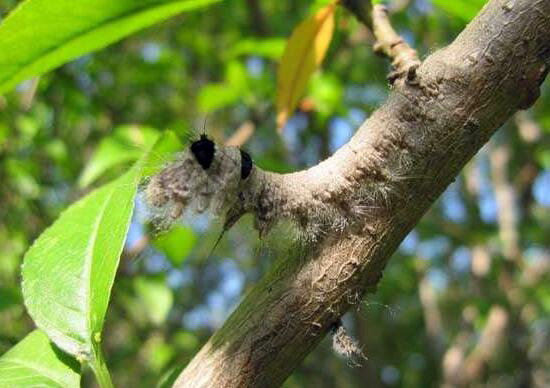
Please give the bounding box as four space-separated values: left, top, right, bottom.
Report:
90 351 114 388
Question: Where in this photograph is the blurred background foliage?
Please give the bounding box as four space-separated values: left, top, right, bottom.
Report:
0 0 549 386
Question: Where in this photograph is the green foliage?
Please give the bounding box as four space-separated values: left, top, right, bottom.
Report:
133 275 174 326
0 330 80 387
0 287 21 312
432 0 487 22
21 132 181 384
152 226 196 266
78 126 160 188
198 60 249 113
0 0 549 387
227 38 286 60
0 0 222 94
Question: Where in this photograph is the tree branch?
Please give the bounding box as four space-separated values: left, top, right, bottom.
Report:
343 1 421 84
161 0 550 386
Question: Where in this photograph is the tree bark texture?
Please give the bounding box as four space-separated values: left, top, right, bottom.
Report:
174 0 550 386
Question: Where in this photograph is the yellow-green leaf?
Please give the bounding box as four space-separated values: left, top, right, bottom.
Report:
0 0 222 95
276 2 336 131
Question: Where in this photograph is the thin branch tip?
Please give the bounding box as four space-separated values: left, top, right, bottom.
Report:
344 0 421 84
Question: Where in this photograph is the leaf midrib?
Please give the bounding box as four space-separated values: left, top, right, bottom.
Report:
82 186 114 357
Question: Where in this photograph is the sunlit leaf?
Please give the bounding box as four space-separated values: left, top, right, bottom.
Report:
276 1 336 131
22 132 181 383
153 226 196 266
79 125 160 188
0 330 80 388
308 72 343 118
198 60 248 113
432 0 487 22
0 0 222 94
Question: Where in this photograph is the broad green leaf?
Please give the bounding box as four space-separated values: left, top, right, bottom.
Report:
134 275 173 325
153 225 196 266
0 330 80 388
432 0 486 22
0 0 222 94
22 132 181 384
79 125 160 188
276 1 336 131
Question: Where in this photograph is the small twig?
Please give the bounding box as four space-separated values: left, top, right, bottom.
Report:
20 77 40 110
464 306 509 382
343 1 421 84
514 111 541 143
371 4 421 83
225 120 255 147
442 306 509 386
489 142 522 265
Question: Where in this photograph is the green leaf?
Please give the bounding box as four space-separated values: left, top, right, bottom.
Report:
0 330 80 388
198 83 241 113
536 149 550 168
432 0 486 22
0 0 222 94
134 275 173 325
308 72 343 118
197 61 248 113
22 132 181 384
79 125 160 188
152 226 196 266
227 38 286 60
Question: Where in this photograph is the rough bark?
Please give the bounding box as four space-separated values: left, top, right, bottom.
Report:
174 0 550 386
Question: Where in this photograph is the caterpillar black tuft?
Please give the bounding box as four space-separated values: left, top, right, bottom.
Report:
240 149 253 180
190 134 215 170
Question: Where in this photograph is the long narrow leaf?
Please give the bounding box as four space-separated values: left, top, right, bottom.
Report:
0 0 221 94
276 2 336 131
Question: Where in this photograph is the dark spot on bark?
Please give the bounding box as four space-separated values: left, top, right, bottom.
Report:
330 319 343 334
240 149 253 179
190 134 215 170
465 118 480 134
